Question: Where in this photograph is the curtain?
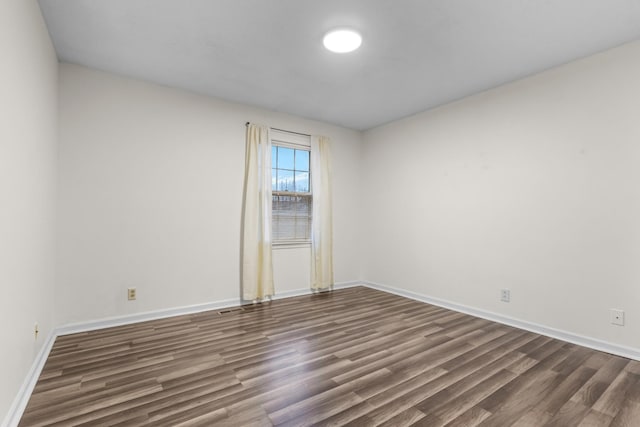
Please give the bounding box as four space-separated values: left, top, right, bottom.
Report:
310 136 334 291
241 124 274 301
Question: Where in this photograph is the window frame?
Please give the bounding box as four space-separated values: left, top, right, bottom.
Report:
270 129 312 248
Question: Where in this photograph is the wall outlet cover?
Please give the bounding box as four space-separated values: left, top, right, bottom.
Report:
610 309 624 326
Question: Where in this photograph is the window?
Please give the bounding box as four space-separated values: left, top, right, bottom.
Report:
271 130 311 244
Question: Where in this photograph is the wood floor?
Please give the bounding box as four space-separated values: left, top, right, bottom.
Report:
19 287 640 427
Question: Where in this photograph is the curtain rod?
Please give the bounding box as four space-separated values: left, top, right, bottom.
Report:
245 122 311 138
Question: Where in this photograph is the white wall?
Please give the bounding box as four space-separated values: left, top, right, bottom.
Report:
56 64 362 325
0 0 58 420
362 41 640 350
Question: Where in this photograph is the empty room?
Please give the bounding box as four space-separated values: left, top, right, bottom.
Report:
2 0 640 426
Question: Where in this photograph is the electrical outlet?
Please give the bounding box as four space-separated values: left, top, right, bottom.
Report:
127 288 137 301
500 289 510 303
611 309 624 326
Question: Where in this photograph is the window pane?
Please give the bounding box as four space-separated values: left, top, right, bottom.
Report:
271 143 312 243
272 194 312 241
277 147 294 170
276 169 294 191
294 171 309 192
295 149 309 172
272 168 277 191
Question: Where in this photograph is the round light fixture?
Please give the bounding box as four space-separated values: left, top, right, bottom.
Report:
323 29 362 53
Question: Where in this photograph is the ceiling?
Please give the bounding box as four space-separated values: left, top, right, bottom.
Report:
38 0 640 131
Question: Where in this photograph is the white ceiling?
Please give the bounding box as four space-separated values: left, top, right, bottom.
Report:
39 0 640 130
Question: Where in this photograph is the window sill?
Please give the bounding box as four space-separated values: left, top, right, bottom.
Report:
272 241 311 250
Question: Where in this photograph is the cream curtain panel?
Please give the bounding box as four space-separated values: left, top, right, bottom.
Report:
241 124 274 301
310 136 334 291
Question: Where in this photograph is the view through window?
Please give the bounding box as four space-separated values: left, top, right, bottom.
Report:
272 144 312 243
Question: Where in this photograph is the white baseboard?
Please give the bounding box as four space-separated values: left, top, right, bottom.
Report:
270 280 361 300
2 330 56 427
56 297 242 336
331 281 364 290
360 280 640 361
57 280 362 336
56 282 362 336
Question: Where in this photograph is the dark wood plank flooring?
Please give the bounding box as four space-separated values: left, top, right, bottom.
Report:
19 286 640 426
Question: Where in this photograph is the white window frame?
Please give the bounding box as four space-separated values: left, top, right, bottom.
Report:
271 129 312 249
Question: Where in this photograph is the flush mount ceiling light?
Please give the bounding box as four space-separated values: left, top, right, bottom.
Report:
323 29 362 53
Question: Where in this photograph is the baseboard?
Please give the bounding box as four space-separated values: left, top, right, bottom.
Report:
331 280 364 290
271 280 362 300
57 280 362 336
56 297 242 336
360 280 640 361
2 330 56 427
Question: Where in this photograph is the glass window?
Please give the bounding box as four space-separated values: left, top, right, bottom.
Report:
271 143 312 243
